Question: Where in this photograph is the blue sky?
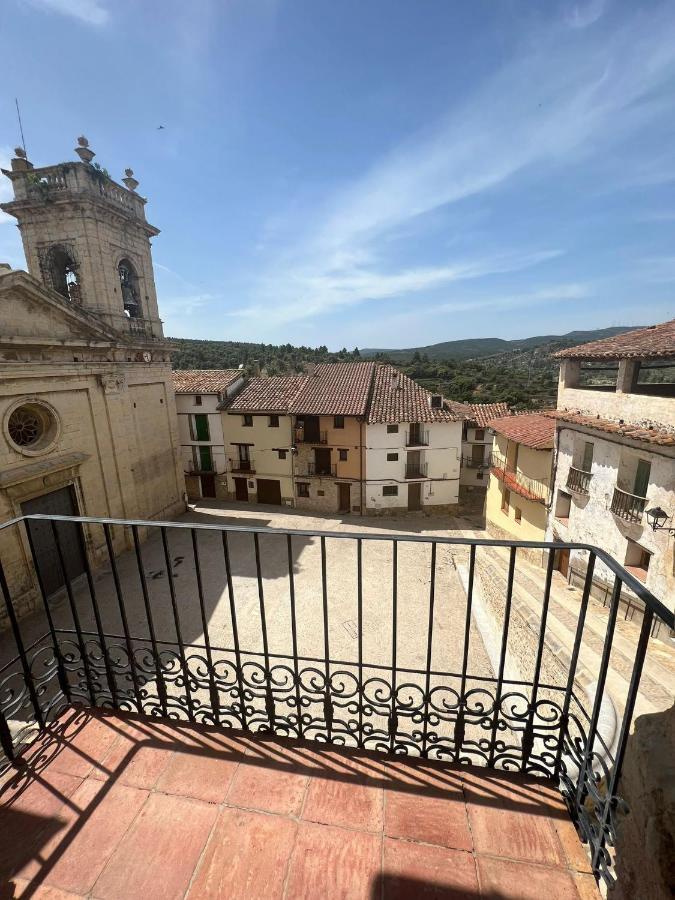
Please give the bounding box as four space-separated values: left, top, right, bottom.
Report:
1 0 674 349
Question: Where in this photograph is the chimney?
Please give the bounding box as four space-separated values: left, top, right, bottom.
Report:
429 394 443 409
391 371 400 390
305 362 317 377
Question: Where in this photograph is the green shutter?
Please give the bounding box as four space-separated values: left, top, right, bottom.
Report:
582 442 594 472
199 446 212 471
633 459 650 498
194 414 210 441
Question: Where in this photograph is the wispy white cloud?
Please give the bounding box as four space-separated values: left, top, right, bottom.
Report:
22 0 109 26
565 0 608 30
236 4 675 328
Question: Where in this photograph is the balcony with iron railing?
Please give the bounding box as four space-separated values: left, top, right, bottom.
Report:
463 454 490 469
229 456 255 474
0 513 672 894
304 462 337 477
610 486 647 524
405 428 429 447
566 465 592 495
404 462 428 479
490 452 549 503
295 429 328 445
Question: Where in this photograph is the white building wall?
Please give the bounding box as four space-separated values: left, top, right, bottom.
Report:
460 425 494 487
365 421 461 512
547 425 675 604
175 393 228 474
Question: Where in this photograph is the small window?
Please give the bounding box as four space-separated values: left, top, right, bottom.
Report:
514 507 522 524
334 416 345 429
296 482 309 498
624 539 651 582
195 395 202 406
387 452 399 462
317 490 325 497
501 488 510 513
269 415 279 428
555 490 572 523
387 424 399 434
243 414 253 427
383 485 398 497
477 471 484 480
339 449 348 461
278 449 287 460
475 429 485 441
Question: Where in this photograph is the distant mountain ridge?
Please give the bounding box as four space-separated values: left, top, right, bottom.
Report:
361 326 640 362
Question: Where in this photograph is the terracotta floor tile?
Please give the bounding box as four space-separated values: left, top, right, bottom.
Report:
384 787 472 851
187 807 296 899
382 838 478 899
155 749 239 802
31 712 121 779
574 872 602 899
18 778 148 894
93 792 217 900
552 813 593 874
91 724 175 788
476 856 581 899
0 771 83 882
464 774 565 866
385 757 464 794
11 876 86 898
302 774 384 832
285 821 381 899
227 760 308 815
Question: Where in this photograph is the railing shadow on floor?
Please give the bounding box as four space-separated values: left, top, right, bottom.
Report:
0 513 672 891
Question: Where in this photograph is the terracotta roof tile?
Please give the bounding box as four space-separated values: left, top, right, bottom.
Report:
487 413 556 450
224 375 306 413
172 369 243 394
289 362 376 417
544 410 675 447
447 401 511 427
555 319 675 360
367 365 461 424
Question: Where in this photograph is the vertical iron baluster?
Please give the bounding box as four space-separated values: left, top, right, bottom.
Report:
356 538 363 748
521 547 555 771
456 544 476 761
590 607 653 874
0 707 14 761
421 541 437 757
574 574 621 816
488 545 516 767
23 520 70 701
76 523 118 708
0 557 44 729
161 528 195 723
554 551 595 778
103 525 142 713
388 539 398 753
320 536 332 742
253 532 274 729
286 534 303 739
132 525 168 716
222 532 247 729
51 520 96 705
190 529 219 724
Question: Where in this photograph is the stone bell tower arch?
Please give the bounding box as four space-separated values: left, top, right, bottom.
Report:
1 137 163 340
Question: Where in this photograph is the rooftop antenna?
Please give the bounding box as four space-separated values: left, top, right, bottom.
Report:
15 98 28 157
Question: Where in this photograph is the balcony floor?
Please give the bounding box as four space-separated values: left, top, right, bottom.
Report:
1 708 599 899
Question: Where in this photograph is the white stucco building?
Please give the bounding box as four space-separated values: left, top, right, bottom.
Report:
364 367 463 514
546 320 675 616
173 370 245 500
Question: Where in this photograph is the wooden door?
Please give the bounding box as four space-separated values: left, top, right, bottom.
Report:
408 482 422 511
471 443 485 465
22 486 86 597
338 483 351 512
555 548 570 578
257 479 282 505
234 477 248 501
314 447 332 475
200 473 216 498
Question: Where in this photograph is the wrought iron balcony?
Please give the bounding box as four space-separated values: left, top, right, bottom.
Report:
0 513 671 892
295 429 327 444
305 462 337 477
567 466 592 495
405 428 429 447
463 455 490 469
230 457 255 474
404 463 428 479
610 486 647 524
490 452 549 503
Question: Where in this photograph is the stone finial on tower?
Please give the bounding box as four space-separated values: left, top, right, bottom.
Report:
122 168 139 192
74 135 95 164
10 146 33 172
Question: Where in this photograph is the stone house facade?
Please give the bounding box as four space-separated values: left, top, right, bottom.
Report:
173 370 245 502
547 320 675 612
0 139 185 625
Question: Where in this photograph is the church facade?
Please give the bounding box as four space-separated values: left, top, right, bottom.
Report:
0 138 185 624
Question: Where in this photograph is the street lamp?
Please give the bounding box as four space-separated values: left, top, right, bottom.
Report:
645 506 675 535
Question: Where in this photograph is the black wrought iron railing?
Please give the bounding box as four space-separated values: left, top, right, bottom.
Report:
567 466 592 495
405 429 429 447
305 462 337 477
295 429 328 445
404 463 428 478
230 457 255 474
0 514 671 890
490 452 549 503
463 455 489 469
610 486 647 524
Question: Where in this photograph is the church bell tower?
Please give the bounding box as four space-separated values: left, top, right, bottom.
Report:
1 136 164 341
